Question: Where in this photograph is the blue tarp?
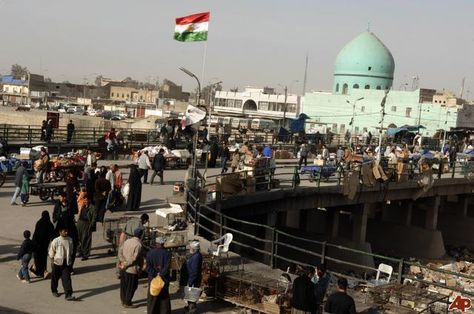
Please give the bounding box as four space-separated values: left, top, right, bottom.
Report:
0 75 27 85
288 113 310 133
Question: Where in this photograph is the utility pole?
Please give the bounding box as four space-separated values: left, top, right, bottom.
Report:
377 90 389 161
283 86 288 128
302 53 308 96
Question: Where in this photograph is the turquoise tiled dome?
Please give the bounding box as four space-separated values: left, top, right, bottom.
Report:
333 32 395 94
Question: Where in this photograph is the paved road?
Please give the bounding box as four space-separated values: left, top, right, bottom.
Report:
0 165 236 314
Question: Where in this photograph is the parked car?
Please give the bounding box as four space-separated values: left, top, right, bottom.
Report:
111 115 125 121
85 109 98 116
15 105 31 111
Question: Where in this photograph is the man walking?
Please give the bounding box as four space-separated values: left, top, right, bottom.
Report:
291 266 316 314
138 150 151 184
66 120 75 143
219 142 230 174
11 161 26 205
324 278 356 314
76 197 95 261
146 236 171 314
150 149 166 185
298 144 309 169
49 227 74 300
118 228 144 308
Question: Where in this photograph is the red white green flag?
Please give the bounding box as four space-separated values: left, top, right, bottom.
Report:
174 12 210 42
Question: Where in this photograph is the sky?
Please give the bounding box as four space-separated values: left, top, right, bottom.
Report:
0 0 473 98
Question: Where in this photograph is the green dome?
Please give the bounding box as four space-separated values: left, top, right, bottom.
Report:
333 31 395 94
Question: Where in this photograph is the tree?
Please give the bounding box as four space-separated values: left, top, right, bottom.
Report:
230 87 239 92
201 82 223 105
10 64 29 77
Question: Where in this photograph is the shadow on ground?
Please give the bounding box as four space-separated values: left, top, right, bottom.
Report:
0 306 31 314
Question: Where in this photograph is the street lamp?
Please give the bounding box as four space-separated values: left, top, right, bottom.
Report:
441 110 451 152
346 97 364 147
179 67 201 104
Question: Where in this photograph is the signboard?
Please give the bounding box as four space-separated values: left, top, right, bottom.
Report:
46 112 60 129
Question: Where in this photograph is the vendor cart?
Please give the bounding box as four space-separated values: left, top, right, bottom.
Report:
30 182 67 201
300 165 337 182
45 158 85 182
103 216 133 254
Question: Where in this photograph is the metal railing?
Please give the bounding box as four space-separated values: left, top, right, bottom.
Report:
187 177 474 297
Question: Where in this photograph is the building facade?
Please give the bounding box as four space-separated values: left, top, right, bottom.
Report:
214 87 300 120
302 31 465 137
1 74 47 105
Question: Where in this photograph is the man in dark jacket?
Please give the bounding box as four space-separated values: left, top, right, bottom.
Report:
185 240 203 313
291 266 316 314
219 142 230 174
11 162 26 205
324 278 356 314
313 265 331 313
146 236 171 314
66 120 75 143
150 149 166 185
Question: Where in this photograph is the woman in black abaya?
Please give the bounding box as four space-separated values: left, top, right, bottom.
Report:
32 210 55 278
126 164 142 211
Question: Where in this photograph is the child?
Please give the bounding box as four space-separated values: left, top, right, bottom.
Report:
17 230 35 283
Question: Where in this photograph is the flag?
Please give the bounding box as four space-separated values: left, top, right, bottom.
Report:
181 105 206 129
174 12 210 42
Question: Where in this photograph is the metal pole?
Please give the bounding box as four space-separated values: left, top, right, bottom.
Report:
377 91 389 161
283 86 288 128
441 110 450 152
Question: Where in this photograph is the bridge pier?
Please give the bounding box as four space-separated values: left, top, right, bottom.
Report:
331 210 340 238
425 196 440 230
352 203 371 244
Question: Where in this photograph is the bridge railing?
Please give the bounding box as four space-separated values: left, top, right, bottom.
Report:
202 158 473 200
186 186 474 297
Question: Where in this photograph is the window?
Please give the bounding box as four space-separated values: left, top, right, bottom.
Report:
354 126 359 134
228 99 235 107
391 106 397 112
287 104 296 112
368 66 372 71
259 101 269 110
122 93 124 98
376 86 381 90
340 124 346 134
336 83 339 92
360 106 365 112
126 94 129 99
365 85 370 89
332 124 338 133
406 107 412 117
111 92 114 97
353 84 359 89
434 100 438 103
234 100 242 108
342 84 348 95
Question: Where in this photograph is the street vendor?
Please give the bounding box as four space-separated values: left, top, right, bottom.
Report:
34 147 49 184
105 128 118 151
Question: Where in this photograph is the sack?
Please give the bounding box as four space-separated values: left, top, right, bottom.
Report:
150 275 165 296
183 286 202 303
121 183 130 198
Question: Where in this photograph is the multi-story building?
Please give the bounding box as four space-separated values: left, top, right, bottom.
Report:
159 79 189 102
1 74 47 105
213 87 300 120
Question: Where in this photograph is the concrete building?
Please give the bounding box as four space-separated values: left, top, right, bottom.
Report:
302 31 468 137
159 79 189 102
214 87 300 120
108 83 159 104
1 74 47 106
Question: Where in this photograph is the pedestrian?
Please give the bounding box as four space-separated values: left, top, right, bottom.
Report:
150 149 166 185
106 164 123 211
291 266 316 314
118 228 144 308
20 164 30 206
45 120 54 143
231 150 240 173
208 141 219 168
263 144 272 158
52 192 69 231
16 230 35 283
85 162 97 205
85 150 96 167
202 126 209 144
138 150 151 183
76 195 95 261
324 277 356 314
11 161 26 205
40 120 47 141
32 210 55 279
219 142 230 174
298 144 308 169
119 214 149 245
313 265 331 314
66 120 75 143
94 167 111 223
184 240 203 314
49 227 74 300
65 170 79 215
146 237 171 314
105 128 117 151
34 147 49 184
126 164 142 211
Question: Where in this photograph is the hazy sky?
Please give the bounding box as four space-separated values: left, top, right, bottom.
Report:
1 0 473 97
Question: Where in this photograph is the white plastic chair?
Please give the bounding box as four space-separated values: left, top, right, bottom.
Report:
209 233 233 257
375 263 393 284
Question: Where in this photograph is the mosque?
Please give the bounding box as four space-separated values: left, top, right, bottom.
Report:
302 31 466 137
